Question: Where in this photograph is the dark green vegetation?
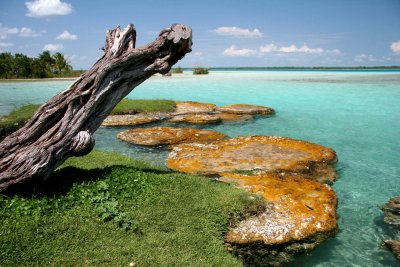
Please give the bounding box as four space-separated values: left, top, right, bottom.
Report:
0 51 84 79
172 66 183 73
111 99 176 115
0 99 177 140
0 104 40 140
0 150 265 266
193 67 209 75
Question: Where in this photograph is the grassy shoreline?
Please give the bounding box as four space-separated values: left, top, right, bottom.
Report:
0 150 264 266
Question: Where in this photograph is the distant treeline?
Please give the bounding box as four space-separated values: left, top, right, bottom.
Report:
0 51 84 79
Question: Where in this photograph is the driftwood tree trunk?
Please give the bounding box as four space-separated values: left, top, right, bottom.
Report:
0 23 192 190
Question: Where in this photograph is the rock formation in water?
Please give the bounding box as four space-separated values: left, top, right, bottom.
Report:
173 101 217 114
166 135 338 265
101 101 272 126
218 104 275 115
168 114 222 124
167 136 337 183
102 112 171 126
222 173 337 266
381 196 400 261
382 196 400 228
117 126 226 146
382 240 400 260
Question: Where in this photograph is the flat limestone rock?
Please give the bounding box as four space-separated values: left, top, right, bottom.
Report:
102 113 169 126
167 136 337 183
221 173 337 246
168 114 222 124
167 135 338 265
381 196 400 229
216 113 253 122
217 104 274 115
116 127 226 146
174 101 217 115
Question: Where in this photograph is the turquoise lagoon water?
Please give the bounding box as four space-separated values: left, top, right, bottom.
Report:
0 71 399 266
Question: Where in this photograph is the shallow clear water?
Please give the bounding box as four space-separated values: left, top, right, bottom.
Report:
1 71 399 266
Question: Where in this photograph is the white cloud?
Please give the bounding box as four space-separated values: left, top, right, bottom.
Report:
19 27 42 37
223 45 257 56
0 42 13 47
0 24 19 39
260 43 328 54
26 0 72 18
43 43 63 52
326 49 341 55
213 26 262 38
354 54 376 62
56 30 77 40
0 25 45 39
390 40 400 53
278 44 324 53
259 44 278 53
194 52 203 56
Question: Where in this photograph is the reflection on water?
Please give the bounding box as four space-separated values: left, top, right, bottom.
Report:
1 71 399 266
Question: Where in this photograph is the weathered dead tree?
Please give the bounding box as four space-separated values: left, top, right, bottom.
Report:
0 23 192 190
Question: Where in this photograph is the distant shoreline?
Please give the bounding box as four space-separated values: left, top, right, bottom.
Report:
207 67 400 71
1 67 400 82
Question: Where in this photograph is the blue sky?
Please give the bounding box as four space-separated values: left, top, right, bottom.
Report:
1 0 399 69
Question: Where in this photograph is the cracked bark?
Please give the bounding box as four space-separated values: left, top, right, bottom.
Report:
0 23 192 190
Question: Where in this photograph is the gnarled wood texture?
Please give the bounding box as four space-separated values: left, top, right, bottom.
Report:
0 23 192 190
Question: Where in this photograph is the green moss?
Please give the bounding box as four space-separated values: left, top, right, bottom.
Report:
0 150 264 266
111 99 176 115
0 104 40 140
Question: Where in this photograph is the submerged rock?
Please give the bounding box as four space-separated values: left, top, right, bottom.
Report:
173 101 216 115
167 136 337 183
381 196 400 229
222 173 337 265
382 240 400 260
101 113 169 126
168 114 222 124
217 104 274 115
116 127 226 146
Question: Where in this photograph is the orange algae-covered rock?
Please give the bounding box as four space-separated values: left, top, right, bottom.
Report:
166 136 337 182
116 127 226 146
168 114 222 124
173 101 216 115
102 113 168 126
217 104 274 115
166 135 338 265
221 173 338 246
